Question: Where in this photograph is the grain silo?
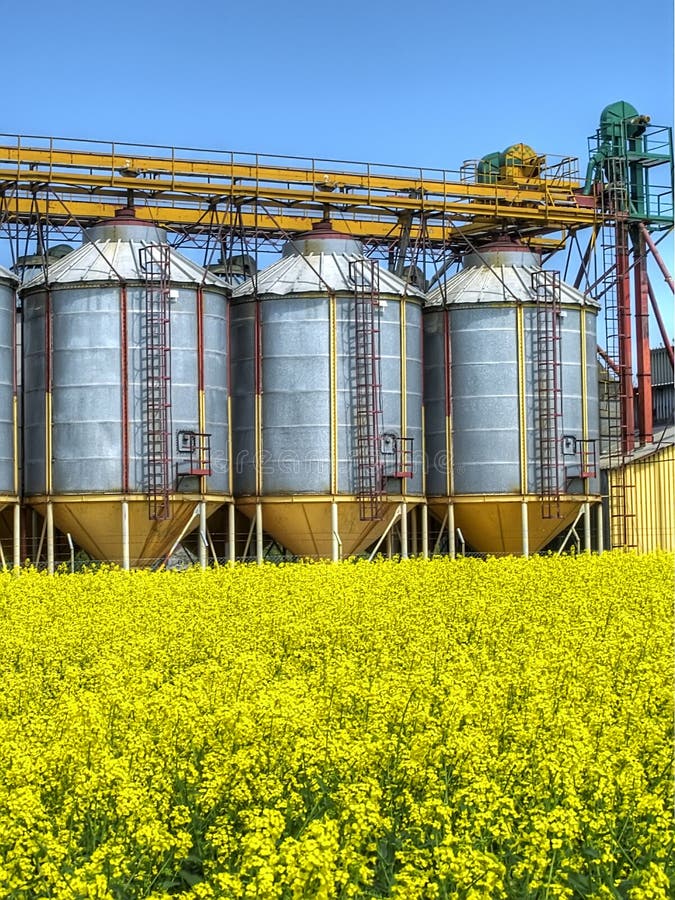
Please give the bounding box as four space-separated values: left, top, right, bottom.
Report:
21 208 231 568
231 220 424 559
424 240 601 555
0 264 19 566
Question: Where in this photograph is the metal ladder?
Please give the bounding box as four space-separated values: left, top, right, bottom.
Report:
140 244 173 521
532 269 563 519
598 157 637 549
350 259 385 521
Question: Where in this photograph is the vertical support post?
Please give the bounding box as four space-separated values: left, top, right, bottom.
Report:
447 501 456 559
199 500 208 569
410 506 418 557
46 501 54 574
331 500 340 562
228 502 236 565
521 500 529 559
596 501 604 554
31 509 38 561
255 502 263 565
13 503 20 569
385 529 393 558
421 503 428 560
121 500 130 571
399 501 408 559
583 501 592 552
631 226 653 445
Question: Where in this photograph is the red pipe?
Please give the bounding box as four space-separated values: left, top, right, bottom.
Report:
120 286 129 494
639 222 675 294
632 229 652 444
196 287 205 490
647 278 675 369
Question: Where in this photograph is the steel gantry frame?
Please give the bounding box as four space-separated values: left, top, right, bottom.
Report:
0 134 599 257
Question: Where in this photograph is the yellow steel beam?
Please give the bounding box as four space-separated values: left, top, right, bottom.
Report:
0 191 599 241
0 143 581 200
0 139 602 247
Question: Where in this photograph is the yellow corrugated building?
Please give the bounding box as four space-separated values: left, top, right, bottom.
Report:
607 426 675 551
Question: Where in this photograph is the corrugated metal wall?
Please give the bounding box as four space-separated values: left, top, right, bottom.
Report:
611 443 675 551
651 347 674 427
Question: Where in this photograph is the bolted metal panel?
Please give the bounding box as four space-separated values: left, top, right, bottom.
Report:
50 287 122 493
261 298 331 494
22 298 47 494
0 271 16 496
422 310 448 498
203 290 230 494
336 295 423 498
405 303 424 497
230 301 257 496
451 306 521 495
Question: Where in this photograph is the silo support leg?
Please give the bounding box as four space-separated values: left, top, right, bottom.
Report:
199 501 208 569
255 503 263 565
421 504 429 559
410 506 418 557
448 502 456 559
331 501 340 562
228 503 236 565
400 502 408 559
46 502 55 575
121 501 130 571
385 530 393 559
596 502 604 554
13 503 20 569
521 501 529 559
583 502 592 553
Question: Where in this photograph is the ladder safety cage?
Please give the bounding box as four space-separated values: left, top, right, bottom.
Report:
561 435 598 481
532 269 564 519
381 433 414 479
140 243 173 522
350 258 385 521
175 430 212 487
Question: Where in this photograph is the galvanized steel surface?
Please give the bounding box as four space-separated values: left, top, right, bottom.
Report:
21 222 231 500
424 247 600 500
0 266 17 497
233 252 426 299
232 293 424 497
425 252 601 309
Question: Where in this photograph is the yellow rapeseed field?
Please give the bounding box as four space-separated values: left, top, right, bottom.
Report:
0 552 672 899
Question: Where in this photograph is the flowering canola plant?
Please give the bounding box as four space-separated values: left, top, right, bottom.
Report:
0 552 671 899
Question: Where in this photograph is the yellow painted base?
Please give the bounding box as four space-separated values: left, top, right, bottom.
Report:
28 495 229 566
429 495 598 555
237 496 419 559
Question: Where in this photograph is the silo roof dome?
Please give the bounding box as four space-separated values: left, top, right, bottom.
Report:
20 207 231 292
234 219 425 299
281 219 364 257
425 240 599 309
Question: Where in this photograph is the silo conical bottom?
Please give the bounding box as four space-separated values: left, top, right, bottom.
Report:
29 496 226 566
429 496 588 555
236 498 415 559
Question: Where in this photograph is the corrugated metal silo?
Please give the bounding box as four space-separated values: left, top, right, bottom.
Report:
231 220 425 559
0 264 19 565
21 208 232 567
424 240 601 555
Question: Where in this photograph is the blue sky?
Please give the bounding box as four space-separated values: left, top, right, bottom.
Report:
2 0 673 336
